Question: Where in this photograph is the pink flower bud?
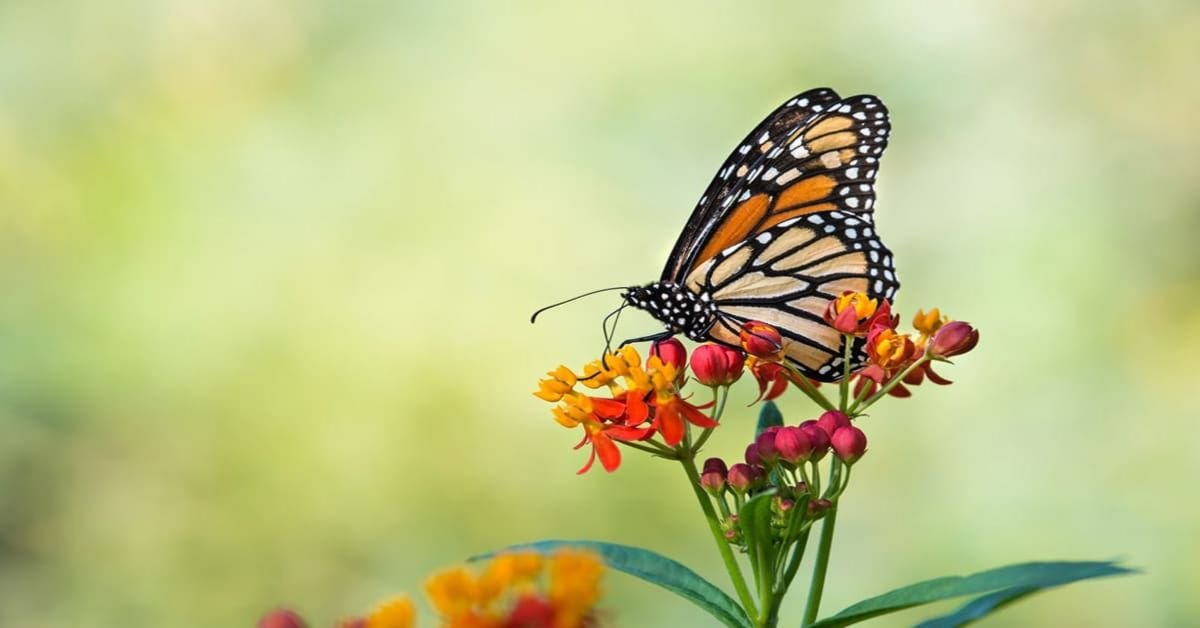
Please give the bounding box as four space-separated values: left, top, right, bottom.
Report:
755 427 781 465
727 463 755 493
691 343 745 386
744 442 763 467
799 421 831 461
815 410 850 437
700 457 727 494
259 609 308 628
831 425 868 464
650 337 688 370
928 321 979 359
774 426 813 465
739 321 783 359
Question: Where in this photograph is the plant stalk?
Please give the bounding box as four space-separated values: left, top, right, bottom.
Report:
680 452 760 622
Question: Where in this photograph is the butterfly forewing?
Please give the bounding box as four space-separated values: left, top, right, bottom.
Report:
663 89 891 285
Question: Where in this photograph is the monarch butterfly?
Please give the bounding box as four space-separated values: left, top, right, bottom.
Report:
535 88 898 382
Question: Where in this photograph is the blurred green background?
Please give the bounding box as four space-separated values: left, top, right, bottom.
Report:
2 1 1198 626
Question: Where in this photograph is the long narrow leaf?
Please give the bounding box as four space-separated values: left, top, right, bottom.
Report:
471 540 751 628
913 585 1038 628
809 560 1134 628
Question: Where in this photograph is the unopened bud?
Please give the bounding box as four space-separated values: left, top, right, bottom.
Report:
831 426 868 465
259 609 308 628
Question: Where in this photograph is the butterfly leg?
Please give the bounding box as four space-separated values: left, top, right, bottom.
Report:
618 330 675 348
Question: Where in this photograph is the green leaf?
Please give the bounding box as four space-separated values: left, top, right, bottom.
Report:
808 560 1135 628
913 586 1038 628
756 401 783 436
471 540 751 628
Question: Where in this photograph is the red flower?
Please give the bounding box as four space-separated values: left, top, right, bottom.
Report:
576 422 655 474
650 394 717 447
748 359 791 402
739 321 783 359
902 360 953 387
928 321 980 360
691 343 745 386
866 326 918 372
824 292 891 336
853 364 911 399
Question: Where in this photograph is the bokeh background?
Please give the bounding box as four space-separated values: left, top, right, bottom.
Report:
2 1 1198 626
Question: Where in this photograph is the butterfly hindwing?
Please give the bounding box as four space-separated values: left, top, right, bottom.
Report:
685 211 898 380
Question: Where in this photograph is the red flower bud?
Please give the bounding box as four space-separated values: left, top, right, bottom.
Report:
774 426 813 465
799 420 831 461
700 457 728 494
755 427 781 465
739 321 783 359
928 321 979 360
743 441 763 467
727 463 755 493
259 609 308 628
690 343 745 386
808 498 833 516
815 410 850 437
831 425 868 464
650 337 688 370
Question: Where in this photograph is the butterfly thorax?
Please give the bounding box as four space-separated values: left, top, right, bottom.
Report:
624 282 718 341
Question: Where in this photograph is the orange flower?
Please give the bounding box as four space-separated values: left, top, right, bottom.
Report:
824 292 884 336
866 327 917 371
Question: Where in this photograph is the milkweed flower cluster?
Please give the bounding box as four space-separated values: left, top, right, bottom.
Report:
259 550 606 628
534 343 723 473
534 292 978 474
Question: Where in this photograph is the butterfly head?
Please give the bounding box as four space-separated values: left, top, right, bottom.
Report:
623 281 718 342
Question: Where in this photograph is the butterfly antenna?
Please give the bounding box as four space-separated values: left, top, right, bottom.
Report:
530 286 630 323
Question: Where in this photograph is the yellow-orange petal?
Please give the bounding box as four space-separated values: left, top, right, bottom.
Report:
912 308 947 337
425 567 480 616
478 552 543 603
365 596 416 628
548 550 604 616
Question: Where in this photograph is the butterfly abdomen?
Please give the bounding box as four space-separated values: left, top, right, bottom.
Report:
624 282 718 341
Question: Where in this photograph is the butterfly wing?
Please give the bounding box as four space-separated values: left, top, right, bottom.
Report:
662 89 891 284
685 211 899 380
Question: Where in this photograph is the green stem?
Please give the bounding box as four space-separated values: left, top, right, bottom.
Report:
838 335 854 412
692 386 727 452
784 363 836 411
680 452 759 621
622 440 676 457
849 357 929 415
801 506 839 626
770 524 812 617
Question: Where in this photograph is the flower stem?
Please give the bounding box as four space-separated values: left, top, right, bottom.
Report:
849 356 929 415
785 364 836 412
691 386 727 452
802 457 845 626
801 506 838 626
838 335 854 412
680 452 760 621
